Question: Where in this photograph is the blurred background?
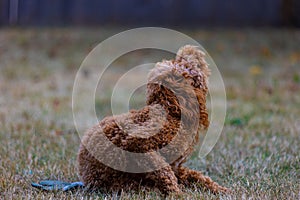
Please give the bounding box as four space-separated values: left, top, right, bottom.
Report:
0 0 300 27
0 1 299 199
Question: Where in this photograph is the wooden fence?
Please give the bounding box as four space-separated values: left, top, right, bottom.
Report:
0 0 299 26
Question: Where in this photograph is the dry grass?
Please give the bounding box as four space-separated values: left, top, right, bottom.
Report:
0 28 299 199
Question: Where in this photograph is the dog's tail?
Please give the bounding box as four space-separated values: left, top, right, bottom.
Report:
176 45 210 77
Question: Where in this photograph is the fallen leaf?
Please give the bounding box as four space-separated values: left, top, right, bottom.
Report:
289 52 300 64
249 65 263 76
260 47 271 58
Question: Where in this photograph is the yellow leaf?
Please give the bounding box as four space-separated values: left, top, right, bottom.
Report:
249 65 263 76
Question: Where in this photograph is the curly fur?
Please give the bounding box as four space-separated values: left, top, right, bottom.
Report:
77 45 230 195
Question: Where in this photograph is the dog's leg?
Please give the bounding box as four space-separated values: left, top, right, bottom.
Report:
142 153 181 195
145 165 181 195
174 166 230 193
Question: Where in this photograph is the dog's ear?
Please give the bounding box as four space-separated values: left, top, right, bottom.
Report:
176 45 210 77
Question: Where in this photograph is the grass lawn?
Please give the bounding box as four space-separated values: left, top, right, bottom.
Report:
0 28 299 199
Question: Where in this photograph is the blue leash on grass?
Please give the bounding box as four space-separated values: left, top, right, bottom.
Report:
31 180 84 191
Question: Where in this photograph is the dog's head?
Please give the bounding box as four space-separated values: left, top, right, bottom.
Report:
146 45 210 129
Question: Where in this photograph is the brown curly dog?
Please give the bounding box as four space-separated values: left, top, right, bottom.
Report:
77 45 230 195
